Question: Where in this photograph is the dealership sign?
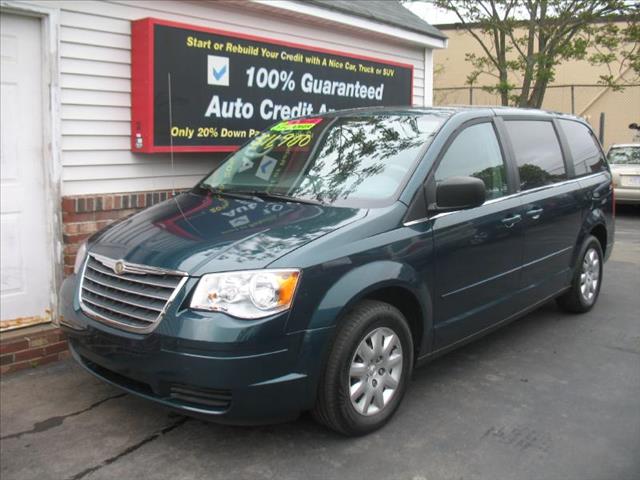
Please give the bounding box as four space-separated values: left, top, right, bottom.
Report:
131 18 414 153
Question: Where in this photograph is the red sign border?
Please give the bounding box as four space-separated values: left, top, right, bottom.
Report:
131 17 415 153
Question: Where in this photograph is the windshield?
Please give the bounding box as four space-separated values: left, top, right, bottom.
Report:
607 146 640 165
199 113 448 208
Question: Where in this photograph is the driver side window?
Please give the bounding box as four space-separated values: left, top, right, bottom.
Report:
435 122 508 200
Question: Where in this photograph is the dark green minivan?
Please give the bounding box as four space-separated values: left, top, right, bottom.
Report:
60 107 614 435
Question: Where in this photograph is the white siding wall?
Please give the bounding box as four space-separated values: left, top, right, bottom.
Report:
27 0 429 195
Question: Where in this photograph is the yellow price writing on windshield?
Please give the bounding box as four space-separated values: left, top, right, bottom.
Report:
254 132 312 149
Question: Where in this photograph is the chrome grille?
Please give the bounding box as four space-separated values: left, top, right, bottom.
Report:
80 254 187 333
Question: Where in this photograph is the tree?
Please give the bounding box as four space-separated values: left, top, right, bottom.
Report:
411 1 640 107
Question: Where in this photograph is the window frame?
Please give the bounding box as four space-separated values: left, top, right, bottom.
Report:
424 117 517 211
500 116 570 191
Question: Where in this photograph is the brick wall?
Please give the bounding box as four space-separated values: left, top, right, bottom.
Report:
1 189 185 375
0 326 69 375
62 189 183 275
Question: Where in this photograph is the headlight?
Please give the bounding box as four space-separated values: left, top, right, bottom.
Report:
74 241 88 274
190 269 301 319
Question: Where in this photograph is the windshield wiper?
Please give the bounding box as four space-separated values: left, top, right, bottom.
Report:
198 184 324 206
197 184 264 202
239 190 325 206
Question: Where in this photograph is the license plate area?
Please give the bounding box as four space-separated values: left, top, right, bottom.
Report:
620 175 640 187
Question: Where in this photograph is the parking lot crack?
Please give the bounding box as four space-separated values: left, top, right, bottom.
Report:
0 393 127 441
603 344 640 356
67 417 188 480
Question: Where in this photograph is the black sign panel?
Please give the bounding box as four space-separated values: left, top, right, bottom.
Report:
131 18 414 152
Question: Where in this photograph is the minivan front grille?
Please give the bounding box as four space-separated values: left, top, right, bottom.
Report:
80 254 187 333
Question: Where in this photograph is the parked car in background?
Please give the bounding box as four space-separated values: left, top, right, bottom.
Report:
607 144 640 205
59 107 614 436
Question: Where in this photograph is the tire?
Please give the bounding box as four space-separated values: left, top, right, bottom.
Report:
556 235 604 313
312 300 413 436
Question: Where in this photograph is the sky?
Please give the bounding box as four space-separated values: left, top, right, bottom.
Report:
402 1 460 25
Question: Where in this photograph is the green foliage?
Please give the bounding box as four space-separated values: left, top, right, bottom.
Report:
422 0 639 107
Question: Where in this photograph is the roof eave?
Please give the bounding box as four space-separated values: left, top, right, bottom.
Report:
250 0 448 49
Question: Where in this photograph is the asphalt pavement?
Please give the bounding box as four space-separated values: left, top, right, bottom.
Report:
1 206 639 480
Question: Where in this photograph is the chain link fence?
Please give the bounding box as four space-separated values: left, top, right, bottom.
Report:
433 84 640 147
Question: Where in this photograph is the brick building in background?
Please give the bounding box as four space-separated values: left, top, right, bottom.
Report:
0 0 446 372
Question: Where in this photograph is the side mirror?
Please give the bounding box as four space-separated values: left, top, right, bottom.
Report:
435 176 486 211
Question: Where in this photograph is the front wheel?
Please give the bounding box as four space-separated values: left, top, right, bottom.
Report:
312 300 413 436
557 235 604 313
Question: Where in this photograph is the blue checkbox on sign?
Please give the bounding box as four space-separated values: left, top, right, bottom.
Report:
212 64 227 81
208 55 229 86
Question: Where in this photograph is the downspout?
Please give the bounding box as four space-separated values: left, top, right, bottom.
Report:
424 48 433 106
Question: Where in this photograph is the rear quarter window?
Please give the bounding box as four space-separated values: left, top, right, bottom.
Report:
558 119 606 176
505 120 567 190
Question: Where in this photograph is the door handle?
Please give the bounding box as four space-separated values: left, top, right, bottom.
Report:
501 214 522 228
526 207 544 220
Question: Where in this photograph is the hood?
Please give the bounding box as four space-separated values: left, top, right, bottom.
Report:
89 191 366 275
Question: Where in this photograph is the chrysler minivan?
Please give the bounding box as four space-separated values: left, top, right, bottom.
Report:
60 107 614 436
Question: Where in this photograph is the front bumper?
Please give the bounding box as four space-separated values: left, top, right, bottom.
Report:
59 275 333 424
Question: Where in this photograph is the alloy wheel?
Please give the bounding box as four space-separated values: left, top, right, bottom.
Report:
579 247 600 304
348 327 403 416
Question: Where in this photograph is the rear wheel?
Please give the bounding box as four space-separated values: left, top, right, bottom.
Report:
312 300 413 436
557 235 603 313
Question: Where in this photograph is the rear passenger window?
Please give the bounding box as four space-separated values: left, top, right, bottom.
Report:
558 119 606 176
505 121 567 190
435 122 508 200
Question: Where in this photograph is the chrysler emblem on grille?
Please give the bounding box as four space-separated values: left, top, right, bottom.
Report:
114 261 125 275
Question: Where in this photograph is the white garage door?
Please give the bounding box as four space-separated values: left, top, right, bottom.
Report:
1 12 53 330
